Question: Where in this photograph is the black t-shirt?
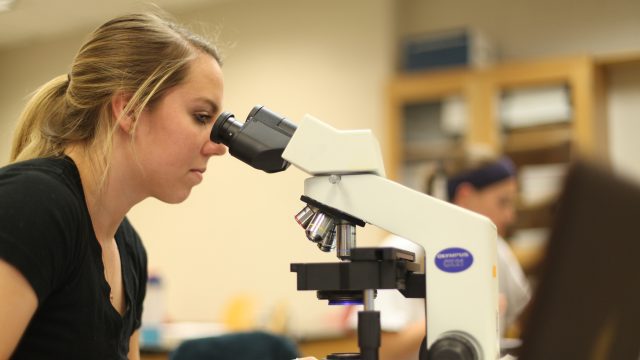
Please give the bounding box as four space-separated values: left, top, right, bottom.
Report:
0 156 147 359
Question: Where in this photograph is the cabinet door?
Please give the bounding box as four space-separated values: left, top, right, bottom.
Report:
399 98 466 193
488 57 603 276
386 68 495 184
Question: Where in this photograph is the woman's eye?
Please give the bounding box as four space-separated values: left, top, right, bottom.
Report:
194 113 212 124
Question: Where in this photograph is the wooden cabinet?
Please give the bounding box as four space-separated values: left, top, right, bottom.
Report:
384 55 609 275
385 55 607 179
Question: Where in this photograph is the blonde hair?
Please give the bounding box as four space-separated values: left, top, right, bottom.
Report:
10 12 221 181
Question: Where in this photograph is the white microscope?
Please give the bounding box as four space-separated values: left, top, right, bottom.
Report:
211 106 500 360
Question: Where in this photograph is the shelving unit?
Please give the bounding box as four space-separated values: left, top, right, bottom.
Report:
384 55 609 276
386 56 607 177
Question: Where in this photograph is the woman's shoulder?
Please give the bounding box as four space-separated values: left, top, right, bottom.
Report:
0 157 82 198
0 157 85 223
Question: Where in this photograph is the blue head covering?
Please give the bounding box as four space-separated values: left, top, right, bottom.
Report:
446 156 516 201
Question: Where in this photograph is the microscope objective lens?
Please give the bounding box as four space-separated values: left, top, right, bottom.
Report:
318 226 337 252
305 212 335 243
336 223 356 259
294 205 316 228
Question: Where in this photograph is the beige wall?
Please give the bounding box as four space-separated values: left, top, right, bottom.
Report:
0 33 81 159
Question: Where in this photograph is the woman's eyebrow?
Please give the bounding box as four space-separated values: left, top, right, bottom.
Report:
194 97 219 113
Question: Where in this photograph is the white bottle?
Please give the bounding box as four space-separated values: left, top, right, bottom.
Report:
141 274 166 347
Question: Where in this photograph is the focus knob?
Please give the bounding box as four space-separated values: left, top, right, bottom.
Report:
428 333 478 360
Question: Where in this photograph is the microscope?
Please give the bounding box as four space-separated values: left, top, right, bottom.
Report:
211 106 500 360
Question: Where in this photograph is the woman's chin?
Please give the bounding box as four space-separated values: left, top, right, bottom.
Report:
156 188 192 204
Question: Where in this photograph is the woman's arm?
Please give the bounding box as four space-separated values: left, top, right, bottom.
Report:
128 330 141 360
0 259 37 358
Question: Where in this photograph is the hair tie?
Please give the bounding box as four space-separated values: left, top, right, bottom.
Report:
63 73 72 94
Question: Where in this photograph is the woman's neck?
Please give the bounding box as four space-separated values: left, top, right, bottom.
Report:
65 145 145 242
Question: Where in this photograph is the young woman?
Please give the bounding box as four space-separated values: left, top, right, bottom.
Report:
0 12 226 359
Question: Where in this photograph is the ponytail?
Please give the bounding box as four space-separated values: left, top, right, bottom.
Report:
10 74 70 162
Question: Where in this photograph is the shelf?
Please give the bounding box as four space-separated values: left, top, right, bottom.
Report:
514 196 559 230
510 240 547 276
506 142 572 167
403 141 465 162
595 51 640 67
503 123 573 153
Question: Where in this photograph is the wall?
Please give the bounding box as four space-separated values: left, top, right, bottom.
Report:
0 0 394 336
0 34 80 159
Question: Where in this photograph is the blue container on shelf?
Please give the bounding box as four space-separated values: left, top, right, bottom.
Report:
401 28 493 72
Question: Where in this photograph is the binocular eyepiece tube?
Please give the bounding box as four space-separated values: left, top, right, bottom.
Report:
210 105 297 173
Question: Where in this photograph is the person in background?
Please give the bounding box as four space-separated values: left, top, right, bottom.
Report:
0 12 226 359
348 154 531 360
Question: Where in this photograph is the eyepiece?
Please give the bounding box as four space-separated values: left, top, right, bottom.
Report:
211 112 243 144
209 106 297 173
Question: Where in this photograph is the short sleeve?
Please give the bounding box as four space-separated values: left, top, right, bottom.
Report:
0 170 81 302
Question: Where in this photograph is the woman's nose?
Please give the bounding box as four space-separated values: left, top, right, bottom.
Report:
202 140 227 157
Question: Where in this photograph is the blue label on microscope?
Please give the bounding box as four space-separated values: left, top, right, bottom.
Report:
435 247 474 273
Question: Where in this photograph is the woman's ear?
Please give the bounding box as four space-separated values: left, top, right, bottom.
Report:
111 92 134 133
453 182 476 206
